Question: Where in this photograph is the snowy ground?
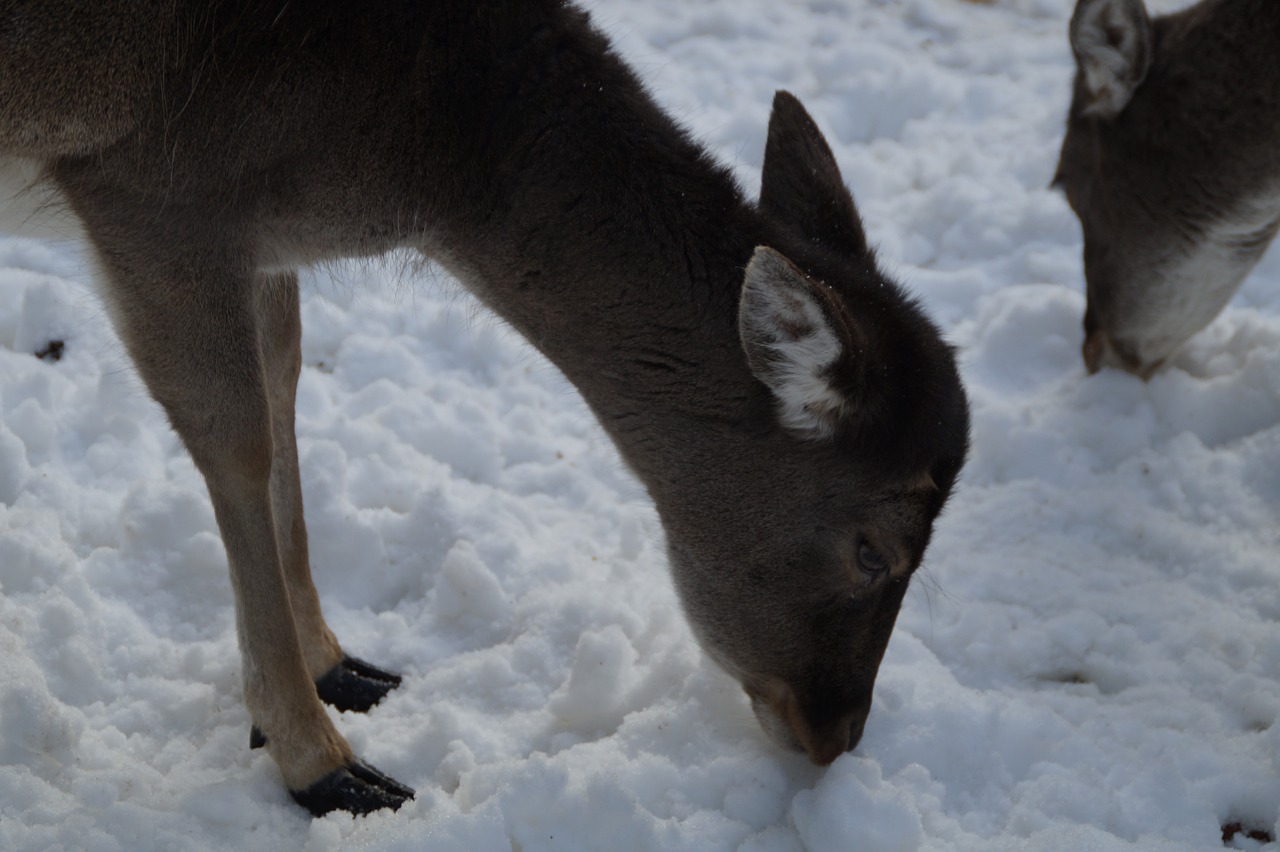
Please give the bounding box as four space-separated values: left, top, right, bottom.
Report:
3 0 1279 849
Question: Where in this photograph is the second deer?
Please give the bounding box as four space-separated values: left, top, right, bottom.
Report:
1055 0 1280 378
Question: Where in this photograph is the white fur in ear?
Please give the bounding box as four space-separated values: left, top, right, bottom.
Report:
1070 0 1152 118
738 246 851 440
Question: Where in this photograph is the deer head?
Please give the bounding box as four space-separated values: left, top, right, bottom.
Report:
663 93 969 764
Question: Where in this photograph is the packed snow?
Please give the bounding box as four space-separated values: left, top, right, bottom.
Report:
2 0 1279 849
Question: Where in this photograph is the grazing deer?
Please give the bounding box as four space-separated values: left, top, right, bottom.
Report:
0 0 970 816
1054 0 1280 378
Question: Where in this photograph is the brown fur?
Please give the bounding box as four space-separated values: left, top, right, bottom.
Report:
2 0 969 812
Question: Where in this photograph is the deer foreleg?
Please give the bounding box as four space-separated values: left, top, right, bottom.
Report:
78 223 411 815
254 272 403 714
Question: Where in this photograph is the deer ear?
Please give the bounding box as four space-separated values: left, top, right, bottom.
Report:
1069 0 1152 118
739 246 862 440
760 91 870 257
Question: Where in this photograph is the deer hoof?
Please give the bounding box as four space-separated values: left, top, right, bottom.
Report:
315 655 403 713
291 759 415 817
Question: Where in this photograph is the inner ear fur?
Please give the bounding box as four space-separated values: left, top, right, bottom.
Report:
738 246 867 440
759 91 870 257
1069 0 1152 118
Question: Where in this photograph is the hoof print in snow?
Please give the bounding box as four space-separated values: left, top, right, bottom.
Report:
1222 822 1273 845
1042 671 1090 686
34 339 64 362
315 655 403 713
291 759 415 817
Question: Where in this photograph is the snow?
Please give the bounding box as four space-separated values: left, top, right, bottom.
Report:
2 0 1279 849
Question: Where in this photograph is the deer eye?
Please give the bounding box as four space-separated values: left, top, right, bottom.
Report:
856 538 890 578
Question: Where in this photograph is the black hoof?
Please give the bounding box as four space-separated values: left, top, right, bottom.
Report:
315 655 403 713
291 760 415 817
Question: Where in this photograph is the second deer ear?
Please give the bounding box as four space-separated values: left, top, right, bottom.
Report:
759 91 870 257
1069 0 1152 118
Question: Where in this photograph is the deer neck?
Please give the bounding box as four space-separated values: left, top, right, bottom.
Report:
390 8 788 500
1118 0 1280 228
422 137 773 501
1146 0 1280 144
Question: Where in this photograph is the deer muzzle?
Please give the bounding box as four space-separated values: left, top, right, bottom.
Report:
749 676 871 766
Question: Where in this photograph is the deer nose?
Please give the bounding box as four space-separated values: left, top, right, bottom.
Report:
749 678 872 765
1082 327 1110 374
805 708 869 766
1083 328 1159 378
847 712 867 753
778 687 870 766
807 726 850 766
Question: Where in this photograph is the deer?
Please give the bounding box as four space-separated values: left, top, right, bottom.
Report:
1054 0 1280 379
0 0 970 816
